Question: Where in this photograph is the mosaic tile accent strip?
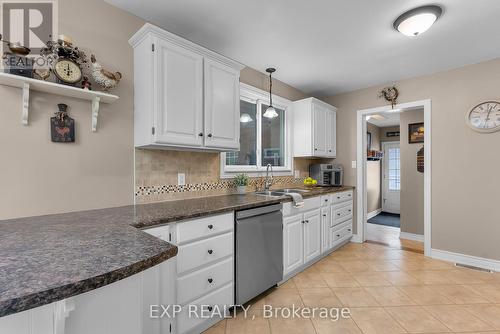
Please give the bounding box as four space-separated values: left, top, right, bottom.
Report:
135 176 306 198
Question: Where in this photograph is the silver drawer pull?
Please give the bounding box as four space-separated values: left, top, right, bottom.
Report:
207 249 213 255
336 234 341 237
348 209 352 212
337 213 341 216
323 214 327 217
348 229 351 232
208 278 213 283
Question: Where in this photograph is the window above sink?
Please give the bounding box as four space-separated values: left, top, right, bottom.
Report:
220 83 293 178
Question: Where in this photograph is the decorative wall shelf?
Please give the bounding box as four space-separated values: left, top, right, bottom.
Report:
0 72 119 132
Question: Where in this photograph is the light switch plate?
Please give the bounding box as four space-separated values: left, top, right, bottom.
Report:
294 170 301 178
177 173 186 186
351 161 357 168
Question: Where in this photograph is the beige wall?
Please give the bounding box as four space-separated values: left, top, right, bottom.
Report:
400 110 424 235
323 58 500 260
366 123 381 214
0 0 144 220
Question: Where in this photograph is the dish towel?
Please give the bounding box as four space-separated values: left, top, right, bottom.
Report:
287 193 304 208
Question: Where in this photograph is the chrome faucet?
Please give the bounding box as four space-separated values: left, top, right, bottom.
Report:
264 164 274 190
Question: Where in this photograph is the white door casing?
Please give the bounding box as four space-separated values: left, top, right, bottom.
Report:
382 141 401 214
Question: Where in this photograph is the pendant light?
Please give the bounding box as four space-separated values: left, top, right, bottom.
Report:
393 5 442 37
263 68 279 119
239 113 253 123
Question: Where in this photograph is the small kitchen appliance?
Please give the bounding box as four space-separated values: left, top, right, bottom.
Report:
309 164 343 187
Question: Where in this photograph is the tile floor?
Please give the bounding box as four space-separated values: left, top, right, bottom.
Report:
366 223 425 253
203 242 500 334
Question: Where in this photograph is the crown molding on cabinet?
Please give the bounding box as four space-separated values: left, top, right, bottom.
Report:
129 23 245 71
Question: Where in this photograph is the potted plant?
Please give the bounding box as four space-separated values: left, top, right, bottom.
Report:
234 173 249 194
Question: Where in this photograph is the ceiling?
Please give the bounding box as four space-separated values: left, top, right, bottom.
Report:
367 113 400 127
107 0 500 96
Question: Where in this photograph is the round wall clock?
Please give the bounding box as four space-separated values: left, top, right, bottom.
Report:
54 58 82 85
466 101 500 133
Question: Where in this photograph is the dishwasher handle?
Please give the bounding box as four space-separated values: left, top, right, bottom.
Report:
236 204 283 220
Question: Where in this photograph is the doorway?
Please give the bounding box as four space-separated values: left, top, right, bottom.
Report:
355 100 432 256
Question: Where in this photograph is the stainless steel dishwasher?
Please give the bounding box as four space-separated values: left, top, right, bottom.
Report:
235 204 283 305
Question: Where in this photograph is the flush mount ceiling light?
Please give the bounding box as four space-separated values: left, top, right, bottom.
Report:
263 67 279 119
393 5 442 37
240 113 253 123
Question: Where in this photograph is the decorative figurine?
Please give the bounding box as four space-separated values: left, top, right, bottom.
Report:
378 86 399 109
81 76 92 90
51 104 75 143
90 54 122 91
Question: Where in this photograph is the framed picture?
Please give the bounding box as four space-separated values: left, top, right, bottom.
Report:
367 132 372 150
408 122 424 144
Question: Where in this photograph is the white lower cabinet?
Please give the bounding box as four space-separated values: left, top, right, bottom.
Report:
283 206 322 276
0 259 176 334
171 213 235 334
283 191 354 278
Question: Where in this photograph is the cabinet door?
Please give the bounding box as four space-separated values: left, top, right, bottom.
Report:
303 210 322 263
283 214 304 275
321 207 330 253
326 110 336 157
154 39 204 147
312 104 327 156
204 58 240 150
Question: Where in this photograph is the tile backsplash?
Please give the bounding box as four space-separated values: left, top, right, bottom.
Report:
135 148 333 203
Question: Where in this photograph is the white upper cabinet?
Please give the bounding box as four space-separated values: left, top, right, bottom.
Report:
292 97 337 158
130 24 244 151
204 59 240 149
156 40 204 147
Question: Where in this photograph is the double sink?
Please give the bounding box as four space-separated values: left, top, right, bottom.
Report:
254 188 309 197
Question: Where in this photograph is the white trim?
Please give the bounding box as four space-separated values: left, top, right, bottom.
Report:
431 249 500 272
220 83 293 178
367 209 382 220
399 232 424 242
357 99 432 257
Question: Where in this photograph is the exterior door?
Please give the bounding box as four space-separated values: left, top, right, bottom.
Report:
382 141 401 214
303 210 321 263
283 214 304 275
154 39 204 146
312 104 327 156
204 58 240 150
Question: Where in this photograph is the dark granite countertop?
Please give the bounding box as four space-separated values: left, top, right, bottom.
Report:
0 185 353 318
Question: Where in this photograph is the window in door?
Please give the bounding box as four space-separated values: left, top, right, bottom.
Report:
387 147 401 191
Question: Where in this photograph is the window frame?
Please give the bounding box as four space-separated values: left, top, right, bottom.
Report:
220 83 293 178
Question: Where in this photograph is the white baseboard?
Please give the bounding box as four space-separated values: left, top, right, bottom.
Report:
431 249 500 272
351 234 363 243
399 232 424 242
367 209 382 220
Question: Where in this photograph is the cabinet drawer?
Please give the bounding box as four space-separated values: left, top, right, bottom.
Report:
321 195 331 207
176 212 233 244
332 202 353 225
283 196 321 216
177 232 233 275
144 224 170 241
177 257 233 305
332 190 353 204
177 283 233 334
331 221 353 243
